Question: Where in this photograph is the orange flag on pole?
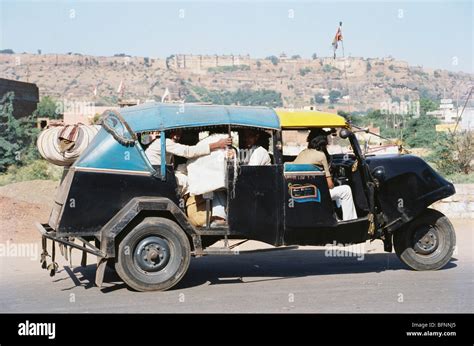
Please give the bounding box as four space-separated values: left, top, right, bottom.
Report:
332 22 343 59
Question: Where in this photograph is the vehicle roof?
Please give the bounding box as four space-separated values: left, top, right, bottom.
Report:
117 102 280 132
276 109 348 128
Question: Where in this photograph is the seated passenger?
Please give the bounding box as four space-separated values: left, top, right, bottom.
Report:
186 132 232 228
145 129 231 195
145 129 231 165
293 129 357 221
240 129 271 166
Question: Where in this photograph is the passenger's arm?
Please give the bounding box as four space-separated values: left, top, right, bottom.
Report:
209 137 232 151
168 137 231 159
326 176 335 189
322 156 334 189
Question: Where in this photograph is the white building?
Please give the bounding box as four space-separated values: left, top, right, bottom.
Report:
427 99 458 123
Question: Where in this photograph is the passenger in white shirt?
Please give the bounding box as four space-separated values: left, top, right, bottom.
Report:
145 129 231 166
145 129 231 195
240 129 271 166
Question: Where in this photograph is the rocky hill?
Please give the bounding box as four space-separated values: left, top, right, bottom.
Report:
0 53 472 113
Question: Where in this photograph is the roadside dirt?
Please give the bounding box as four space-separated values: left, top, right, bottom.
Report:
0 180 58 243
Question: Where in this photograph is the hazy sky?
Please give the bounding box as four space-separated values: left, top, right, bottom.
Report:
0 0 472 72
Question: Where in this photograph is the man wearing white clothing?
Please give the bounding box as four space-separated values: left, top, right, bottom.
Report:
145 129 231 195
240 129 271 166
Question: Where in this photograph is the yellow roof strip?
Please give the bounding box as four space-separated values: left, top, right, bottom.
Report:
276 110 348 128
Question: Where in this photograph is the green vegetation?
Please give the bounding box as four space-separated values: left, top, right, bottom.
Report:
351 108 439 145
322 64 333 73
299 67 311 76
189 87 283 107
34 96 61 119
311 53 318 60
291 55 301 60
428 131 473 176
314 93 325 104
265 56 279 66
0 160 62 186
207 65 250 73
329 90 342 104
0 92 40 173
419 98 439 115
0 49 15 54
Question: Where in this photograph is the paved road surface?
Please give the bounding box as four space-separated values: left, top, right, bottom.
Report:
1 220 472 313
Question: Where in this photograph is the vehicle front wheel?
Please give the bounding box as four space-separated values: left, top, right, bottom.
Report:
115 217 191 291
393 209 456 271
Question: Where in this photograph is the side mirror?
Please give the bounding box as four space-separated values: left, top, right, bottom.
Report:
372 166 385 185
339 128 351 139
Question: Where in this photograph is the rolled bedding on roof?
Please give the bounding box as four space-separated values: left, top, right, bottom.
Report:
37 124 100 166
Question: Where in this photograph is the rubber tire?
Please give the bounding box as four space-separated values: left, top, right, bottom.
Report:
115 217 191 292
393 209 456 271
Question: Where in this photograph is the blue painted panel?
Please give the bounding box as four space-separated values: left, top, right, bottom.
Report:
284 163 322 172
75 128 152 172
117 103 280 132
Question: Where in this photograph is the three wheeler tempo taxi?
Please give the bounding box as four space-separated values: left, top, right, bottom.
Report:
36 104 456 291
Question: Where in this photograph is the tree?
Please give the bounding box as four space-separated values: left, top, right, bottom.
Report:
419 98 439 116
403 114 439 148
34 96 60 119
0 92 40 172
329 90 342 104
256 60 262 69
314 93 325 104
291 55 301 60
265 55 279 66
312 53 318 60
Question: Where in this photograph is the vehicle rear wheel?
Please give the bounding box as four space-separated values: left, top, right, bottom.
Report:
115 217 191 291
393 209 455 271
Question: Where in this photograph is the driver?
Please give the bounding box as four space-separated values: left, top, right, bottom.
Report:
293 129 357 221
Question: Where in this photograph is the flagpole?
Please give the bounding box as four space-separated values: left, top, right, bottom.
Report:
338 22 352 121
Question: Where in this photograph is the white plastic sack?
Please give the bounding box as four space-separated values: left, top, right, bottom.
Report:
37 125 100 166
186 134 228 196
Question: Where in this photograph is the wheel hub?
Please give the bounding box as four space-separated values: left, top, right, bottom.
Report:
134 236 170 272
413 225 439 255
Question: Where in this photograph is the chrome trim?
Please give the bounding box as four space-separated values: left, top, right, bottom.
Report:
74 166 152 176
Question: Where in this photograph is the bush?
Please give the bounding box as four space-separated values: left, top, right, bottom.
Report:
207 65 250 73
191 87 283 107
299 67 311 76
322 64 333 73
35 96 61 119
314 93 325 104
428 131 473 176
0 160 63 186
265 56 279 66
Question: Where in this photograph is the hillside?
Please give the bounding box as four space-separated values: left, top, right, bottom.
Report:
0 53 472 113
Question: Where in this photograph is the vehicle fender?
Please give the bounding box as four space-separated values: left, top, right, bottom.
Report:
99 196 196 257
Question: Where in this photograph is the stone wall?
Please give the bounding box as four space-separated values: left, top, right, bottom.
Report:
431 184 474 219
